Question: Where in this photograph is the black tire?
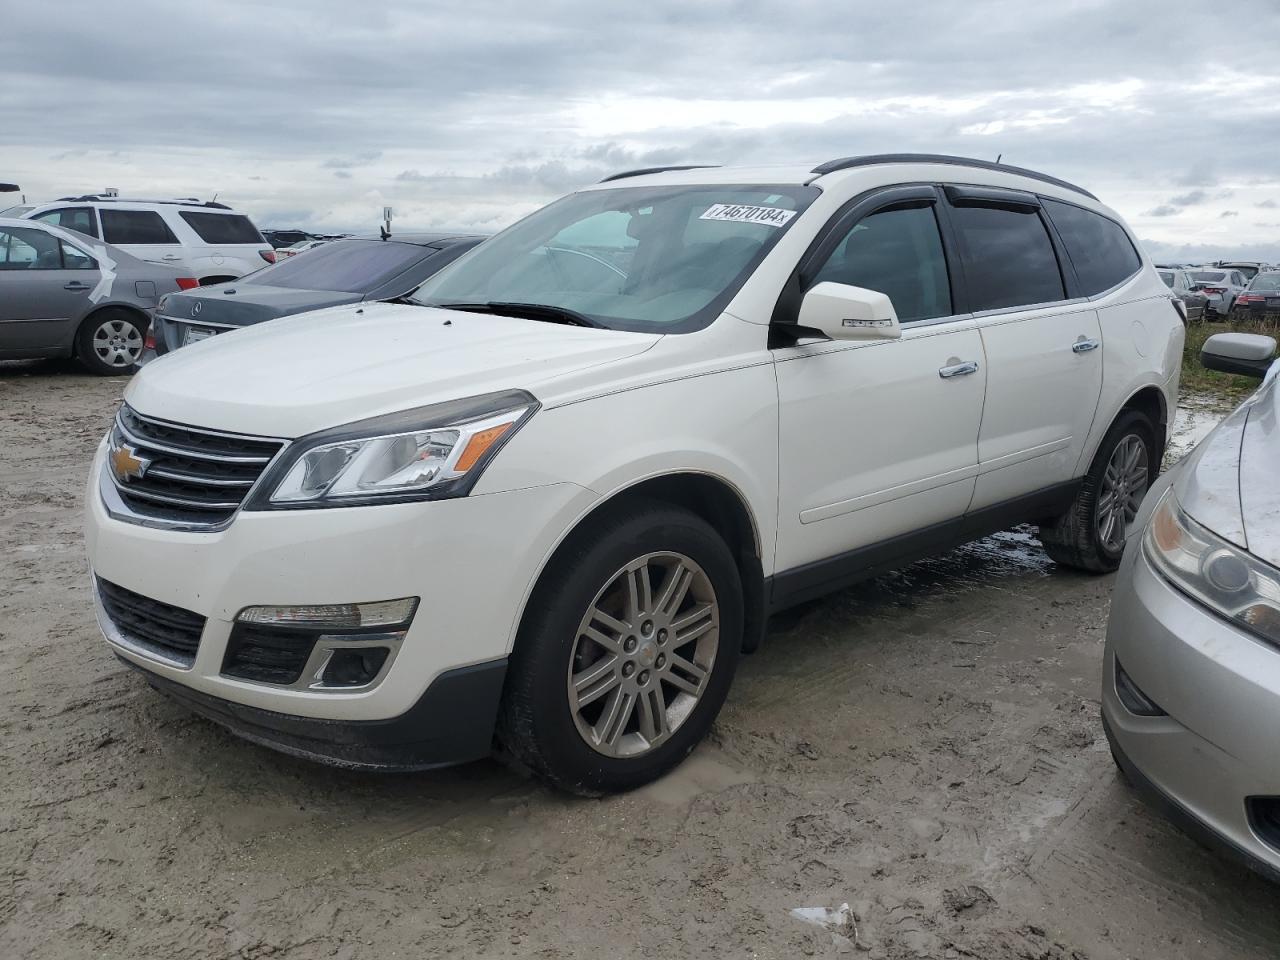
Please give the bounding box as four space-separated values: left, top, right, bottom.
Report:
496 501 743 795
1038 410 1156 573
75 308 146 376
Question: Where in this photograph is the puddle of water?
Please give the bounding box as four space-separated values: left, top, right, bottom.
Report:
790 903 856 950
1166 392 1232 466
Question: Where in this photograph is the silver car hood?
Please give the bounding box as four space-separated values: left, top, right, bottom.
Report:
1173 373 1280 563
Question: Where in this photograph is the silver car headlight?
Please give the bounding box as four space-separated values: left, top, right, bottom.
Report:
246 389 538 509
1144 489 1280 645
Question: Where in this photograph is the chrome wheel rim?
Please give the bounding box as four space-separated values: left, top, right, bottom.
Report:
1098 434 1149 552
92 319 143 367
567 551 719 758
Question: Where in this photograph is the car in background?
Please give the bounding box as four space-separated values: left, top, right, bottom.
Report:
1156 265 1208 323
276 238 330 259
261 229 315 249
1189 267 1247 318
19 196 275 285
1104 330 1280 882
0 217 193 374
145 233 484 358
1213 261 1273 282
1232 271 1280 322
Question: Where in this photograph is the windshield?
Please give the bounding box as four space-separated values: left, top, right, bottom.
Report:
0 205 33 217
1192 271 1226 283
412 183 819 333
1250 273 1280 292
1157 271 1174 287
252 239 426 292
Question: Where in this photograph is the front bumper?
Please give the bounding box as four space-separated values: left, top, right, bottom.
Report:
1103 543 1280 880
85 439 590 729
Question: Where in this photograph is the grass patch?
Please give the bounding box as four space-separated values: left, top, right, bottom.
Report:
1180 320 1266 402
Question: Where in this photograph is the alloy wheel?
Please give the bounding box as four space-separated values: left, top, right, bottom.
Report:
567 551 719 758
1097 434 1149 552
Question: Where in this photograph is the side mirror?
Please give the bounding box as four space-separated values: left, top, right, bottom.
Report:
1202 332 1277 379
797 282 901 341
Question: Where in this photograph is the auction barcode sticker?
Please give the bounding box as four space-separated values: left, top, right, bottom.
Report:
699 203 796 227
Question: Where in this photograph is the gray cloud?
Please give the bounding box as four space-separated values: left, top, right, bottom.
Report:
1260 199 1279 209
1168 190 1209 207
2 0 1279 260
1220 210 1239 218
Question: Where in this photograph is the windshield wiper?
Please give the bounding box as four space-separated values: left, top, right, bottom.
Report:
433 301 607 329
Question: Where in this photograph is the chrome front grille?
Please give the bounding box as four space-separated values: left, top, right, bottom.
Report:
107 406 286 526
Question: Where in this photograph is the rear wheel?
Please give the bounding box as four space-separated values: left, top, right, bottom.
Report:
76 309 145 375
1039 411 1155 573
497 502 742 795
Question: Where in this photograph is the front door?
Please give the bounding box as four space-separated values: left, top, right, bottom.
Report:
773 196 986 595
0 225 99 350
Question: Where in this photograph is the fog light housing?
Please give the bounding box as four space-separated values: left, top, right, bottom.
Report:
222 598 417 690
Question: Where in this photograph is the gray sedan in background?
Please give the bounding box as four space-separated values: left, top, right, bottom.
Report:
0 217 190 374
1105 331 1280 882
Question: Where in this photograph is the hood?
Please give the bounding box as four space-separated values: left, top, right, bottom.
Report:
162 284 363 327
1239 375 1280 566
126 302 660 437
1174 373 1280 566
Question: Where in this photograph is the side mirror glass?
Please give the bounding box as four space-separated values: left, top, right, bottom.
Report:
1202 332 1277 380
797 281 901 342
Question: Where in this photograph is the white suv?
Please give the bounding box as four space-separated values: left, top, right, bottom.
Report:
84 155 1184 794
21 196 274 284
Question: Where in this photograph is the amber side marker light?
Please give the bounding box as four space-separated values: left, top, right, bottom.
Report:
455 423 515 473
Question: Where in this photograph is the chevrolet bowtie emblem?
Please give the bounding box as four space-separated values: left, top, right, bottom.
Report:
110 442 150 483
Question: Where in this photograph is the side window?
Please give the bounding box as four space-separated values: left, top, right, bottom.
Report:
811 204 952 322
34 206 99 239
948 202 1065 310
1233 272 1245 287
100 209 179 245
0 226 65 269
1041 199 1141 296
61 242 96 270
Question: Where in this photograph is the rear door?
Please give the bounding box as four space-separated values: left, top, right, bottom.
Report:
942 187 1103 511
99 207 184 269
0 225 100 349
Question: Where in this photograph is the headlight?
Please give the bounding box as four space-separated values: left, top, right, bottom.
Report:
247 389 538 509
1144 489 1280 646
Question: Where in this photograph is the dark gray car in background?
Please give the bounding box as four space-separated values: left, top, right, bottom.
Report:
0 216 190 374
146 233 485 358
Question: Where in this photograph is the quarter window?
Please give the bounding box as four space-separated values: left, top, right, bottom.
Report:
948 203 1065 311
811 204 952 322
1042 199 1141 296
100 210 179 245
178 211 264 244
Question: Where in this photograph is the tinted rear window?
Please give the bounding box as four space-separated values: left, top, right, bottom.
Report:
179 211 264 244
101 209 179 245
1157 271 1174 287
949 204 1065 311
1192 271 1226 282
1043 200 1142 296
1250 274 1280 292
251 239 428 293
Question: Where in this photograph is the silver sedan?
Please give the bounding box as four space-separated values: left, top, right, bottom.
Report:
0 216 190 374
1104 331 1280 882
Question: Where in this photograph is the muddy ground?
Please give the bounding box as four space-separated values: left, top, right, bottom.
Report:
3 360 1280 960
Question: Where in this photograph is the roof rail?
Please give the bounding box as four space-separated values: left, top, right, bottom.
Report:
598 164 721 183
53 195 233 210
809 154 1097 200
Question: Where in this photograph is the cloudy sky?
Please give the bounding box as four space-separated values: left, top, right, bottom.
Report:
4 0 1280 262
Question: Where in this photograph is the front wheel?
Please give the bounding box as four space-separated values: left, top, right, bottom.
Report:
497 502 742 795
1039 411 1155 573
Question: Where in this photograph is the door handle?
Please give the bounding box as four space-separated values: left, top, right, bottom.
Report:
938 360 979 379
162 255 181 261
63 281 92 291
1072 337 1100 353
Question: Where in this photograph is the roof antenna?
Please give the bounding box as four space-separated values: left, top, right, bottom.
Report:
995 154 1003 164
211 191 219 202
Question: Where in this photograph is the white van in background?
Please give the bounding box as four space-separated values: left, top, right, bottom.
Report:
19 196 275 285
